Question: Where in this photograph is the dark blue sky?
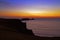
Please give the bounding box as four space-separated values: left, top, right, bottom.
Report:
0 0 60 10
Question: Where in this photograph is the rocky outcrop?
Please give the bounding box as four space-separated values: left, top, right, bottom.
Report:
0 18 34 35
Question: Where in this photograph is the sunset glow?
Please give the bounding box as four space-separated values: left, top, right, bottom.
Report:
0 0 60 18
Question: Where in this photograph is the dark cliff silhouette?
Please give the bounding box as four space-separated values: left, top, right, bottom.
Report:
0 18 34 35
0 18 60 40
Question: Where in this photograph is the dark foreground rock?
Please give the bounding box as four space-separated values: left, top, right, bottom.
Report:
0 18 34 35
0 29 60 40
0 18 60 40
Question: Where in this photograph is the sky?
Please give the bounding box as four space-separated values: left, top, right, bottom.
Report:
0 0 60 18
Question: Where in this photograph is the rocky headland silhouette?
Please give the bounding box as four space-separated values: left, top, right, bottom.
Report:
0 18 60 40
0 18 34 35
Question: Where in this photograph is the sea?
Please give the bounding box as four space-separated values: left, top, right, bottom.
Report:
25 18 60 37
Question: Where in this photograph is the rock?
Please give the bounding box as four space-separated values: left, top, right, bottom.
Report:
0 18 34 36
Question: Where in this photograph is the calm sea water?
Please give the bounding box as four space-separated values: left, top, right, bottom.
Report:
26 18 60 37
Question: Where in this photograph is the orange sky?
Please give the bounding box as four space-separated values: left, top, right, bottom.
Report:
0 10 60 18
0 0 60 18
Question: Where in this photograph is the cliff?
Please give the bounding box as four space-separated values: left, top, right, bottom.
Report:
0 18 34 35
